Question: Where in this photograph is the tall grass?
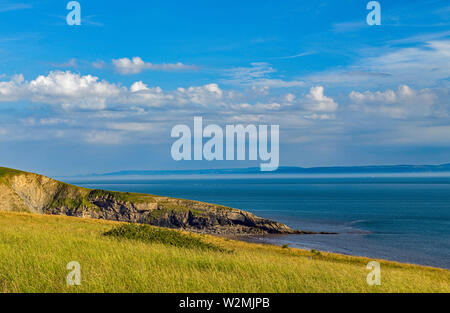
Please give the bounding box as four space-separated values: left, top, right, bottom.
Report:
0 211 448 293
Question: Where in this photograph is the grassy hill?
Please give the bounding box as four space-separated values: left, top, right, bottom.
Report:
0 211 448 293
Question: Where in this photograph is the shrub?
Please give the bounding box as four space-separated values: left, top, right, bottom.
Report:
311 249 322 256
104 223 226 252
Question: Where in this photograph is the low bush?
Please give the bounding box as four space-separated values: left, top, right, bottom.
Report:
104 223 226 252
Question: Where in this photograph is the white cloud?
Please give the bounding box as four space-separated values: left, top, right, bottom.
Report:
28 71 122 110
306 70 393 86
270 51 315 60
349 85 438 118
304 113 334 120
224 62 305 87
39 118 70 125
28 71 118 98
92 60 106 69
0 70 345 146
0 74 23 101
112 57 197 74
228 114 264 122
284 93 296 103
367 41 450 72
231 102 281 111
51 58 77 68
126 83 225 108
175 83 223 106
304 86 338 112
0 71 228 109
85 130 123 145
251 85 269 96
227 62 276 82
106 122 154 132
302 40 450 88
0 2 31 13
130 81 149 92
0 71 122 110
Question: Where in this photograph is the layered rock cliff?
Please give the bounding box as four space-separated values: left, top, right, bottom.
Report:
0 167 317 235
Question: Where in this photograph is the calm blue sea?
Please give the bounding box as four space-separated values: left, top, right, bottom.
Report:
67 176 450 269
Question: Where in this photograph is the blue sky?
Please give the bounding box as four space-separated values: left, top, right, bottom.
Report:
0 0 449 175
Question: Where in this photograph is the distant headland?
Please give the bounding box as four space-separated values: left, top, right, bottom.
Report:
73 163 450 178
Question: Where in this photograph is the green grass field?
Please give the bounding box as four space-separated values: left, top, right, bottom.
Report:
0 211 448 293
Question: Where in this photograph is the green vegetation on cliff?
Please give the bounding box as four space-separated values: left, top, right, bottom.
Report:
0 166 24 181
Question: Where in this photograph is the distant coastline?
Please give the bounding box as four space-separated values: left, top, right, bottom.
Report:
66 163 450 178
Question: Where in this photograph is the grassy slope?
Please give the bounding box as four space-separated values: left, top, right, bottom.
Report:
0 211 448 293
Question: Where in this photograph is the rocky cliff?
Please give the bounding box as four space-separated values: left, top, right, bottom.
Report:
0 167 320 235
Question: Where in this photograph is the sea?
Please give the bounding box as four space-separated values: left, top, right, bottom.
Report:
66 175 450 269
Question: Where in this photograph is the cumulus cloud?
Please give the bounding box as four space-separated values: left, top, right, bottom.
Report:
0 71 229 110
0 74 24 101
175 83 223 106
0 71 122 110
130 81 149 92
284 93 296 103
28 71 121 106
0 70 344 146
127 87 169 107
125 82 225 108
349 85 438 118
304 86 338 112
112 57 197 74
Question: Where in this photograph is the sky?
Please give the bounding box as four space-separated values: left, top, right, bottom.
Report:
0 0 449 176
